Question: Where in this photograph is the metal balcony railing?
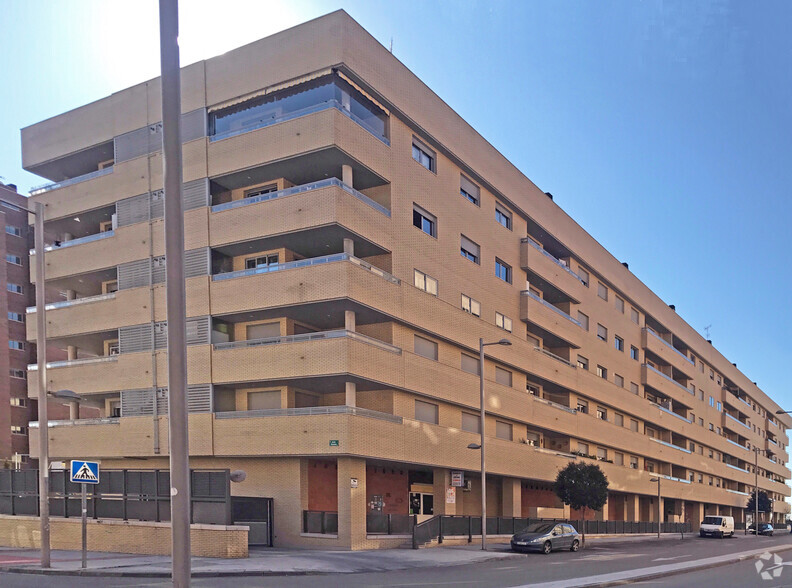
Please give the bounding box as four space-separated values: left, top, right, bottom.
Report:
643 328 693 365
643 363 690 393
27 292 116 314
725 463 749 473
30 166 113 195
652 402 692 423
28 355 118 371
533 395 577 414
211 176 390 217
726 412 751 430
30 418 121 429
215 405 402 424
726 438 750 452
213 329 401 355
533 346 577 368
521 290 582 327
30 230 115 255
520 237 585 283
649 436 692 454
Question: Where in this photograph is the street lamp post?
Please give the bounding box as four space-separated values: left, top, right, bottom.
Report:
467 337 511 551
650 477 660 538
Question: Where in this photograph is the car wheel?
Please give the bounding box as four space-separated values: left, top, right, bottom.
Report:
542 541 552 555
570 539 580 552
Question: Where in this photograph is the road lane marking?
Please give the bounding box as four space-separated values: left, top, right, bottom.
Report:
653 555 693 562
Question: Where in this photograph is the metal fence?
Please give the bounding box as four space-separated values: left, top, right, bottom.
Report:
0 469 231 525
303 510 338 534
366 513 415 535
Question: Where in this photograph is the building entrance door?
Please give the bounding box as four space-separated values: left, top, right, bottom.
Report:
409 492 433 516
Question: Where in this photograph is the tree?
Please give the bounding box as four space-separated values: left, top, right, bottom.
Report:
554 462 609 545
746 490 772 521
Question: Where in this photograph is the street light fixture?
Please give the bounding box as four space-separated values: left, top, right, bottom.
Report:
467 337 511 551
650 477 661 538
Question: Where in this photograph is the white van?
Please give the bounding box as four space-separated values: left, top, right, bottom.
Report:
699 515 735 538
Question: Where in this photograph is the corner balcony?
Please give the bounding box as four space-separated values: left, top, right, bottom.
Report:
641 363 691 404
641 328 694 378
519 238 585 303
519 291 583 348
30 166 113 196
723 411 751 433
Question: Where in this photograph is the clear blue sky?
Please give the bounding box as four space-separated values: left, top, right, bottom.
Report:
1 1 790 410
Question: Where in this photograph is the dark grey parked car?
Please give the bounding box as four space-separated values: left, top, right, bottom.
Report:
748 523 774 536
511 522 581 554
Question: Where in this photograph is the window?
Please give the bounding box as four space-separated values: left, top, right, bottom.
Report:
7 283 23 294
596 365 607 379
495 203 512 230
10 426 26 435
596 447 607 461
615 296 625 313
412 138 435 172
698 474 703 484
413 205 437 237
577 442 589 455
597 324 607 342
709 396 714 407
496 421 513 440
700 361 705 373
646 461 655 473
709 369 714 380
708 449 714 459
9 369 25 379
7 312 23 323
460 175 480 205
577 311 589 331
689 442 695 451
244 183 277 198
709 423 714 431
495 366 512 387
526 383 540 396
495 258 511 283
615 413 624 427
525 431 540 446
577 355 589 370
415 400 439 424
576 399 589 414
10 397 26 407
460 235 480 263
614 452 624 466
716 401 722 412
630 382 639 395
597 282 608 300
245 253 279 270
9 340 25 351
461 412 480 433
461 294 481 317
596 406 607 420
461 353 480 375
630 307 640 324
630 456 639 469
699 390 704 401
630 419 639 432
5 225 21 237
614 374 624 388
578 267 590 287
717 427 721 435
495 312 512 332
614 335 624 351
247 390 281 410
630 346 639 361
5 254 22 265
414 335 438 361
689 383 695 395
698 417 704 427
414 269 438 295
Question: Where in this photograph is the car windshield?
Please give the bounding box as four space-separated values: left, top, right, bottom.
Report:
520 523 554 534
702 517 722 525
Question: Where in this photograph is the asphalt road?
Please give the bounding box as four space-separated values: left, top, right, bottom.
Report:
0 533 791 587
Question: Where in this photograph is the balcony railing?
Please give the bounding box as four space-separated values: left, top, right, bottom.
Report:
28 355 119 371
30 230 115 255
643 363 690 394
726 489 750 497
726 438 750 452
533 395 577 414
212 252 399 285
661 474 692 484
27 292 116 314
215 405 402 424
209 98 390 146
30 418 121 429
652 403 692 423
644 328 694 365
520 238 584 284
649 437 692 454
521 290 582 327
30 166 113 195
737 395 752 408
533 346 576 369
769 438 778 446
725 463 749 473
213 329 401 355
211 176 390 217
726 412 751 430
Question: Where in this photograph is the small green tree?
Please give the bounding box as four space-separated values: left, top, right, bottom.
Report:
746 490 772 521
554 462 609 545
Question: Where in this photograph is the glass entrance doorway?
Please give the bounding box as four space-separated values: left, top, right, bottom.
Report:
409 492 433 515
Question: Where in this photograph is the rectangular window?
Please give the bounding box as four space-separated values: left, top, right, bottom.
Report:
495 258 512 283
630 456 639 469
689 383 695 395
461 412 480 433
495 203 512 230
5 254 22 265
247 390 281 410
496 421 513 441
412 138 435 172
597 447 607 461
709 396 714 407
576 399 589 414
413 204 437 237
597 365 607 379
415 399 439 424
9 340 25 351
615 452 624 466
414 335 439 361
596 406 607 420
597 282 608 300
630 307 640 324
7 283 23 294
10 426 26 435
698 417 704 427
615 413 624 427
526 383 540 396
577 442 589 455
461 353 480 375
577 311 589 331
9 369 25 379
614 336 624 351
460 235 480 263
630 382 639 395
495 312 512 333
614 374 624 388
245 253 279 269
5 225 21 237
244 183 277 198
630 419 639 432
495 366 512 387
10 397 26 407
615 296 625 313
460 175 480 205
578 267 589 287
630 346 639 361
709 369 714 380
577 355 589 370
597 324 607 342
461 294 481 317
7 312 23 323
716 401 722 412
414 269 438 295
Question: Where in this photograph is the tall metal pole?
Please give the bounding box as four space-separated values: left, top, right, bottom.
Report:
159 0 191 585
755 447 759 533
34 201 50 568
479 338 486 551
656 478 661 538
81 484 87 569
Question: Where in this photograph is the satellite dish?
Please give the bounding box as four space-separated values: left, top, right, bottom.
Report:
230 470 247 483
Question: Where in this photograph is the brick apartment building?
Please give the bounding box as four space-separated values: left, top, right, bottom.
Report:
18 11 791 550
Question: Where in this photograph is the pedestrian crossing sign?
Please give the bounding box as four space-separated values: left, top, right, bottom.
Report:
70 460 100 484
